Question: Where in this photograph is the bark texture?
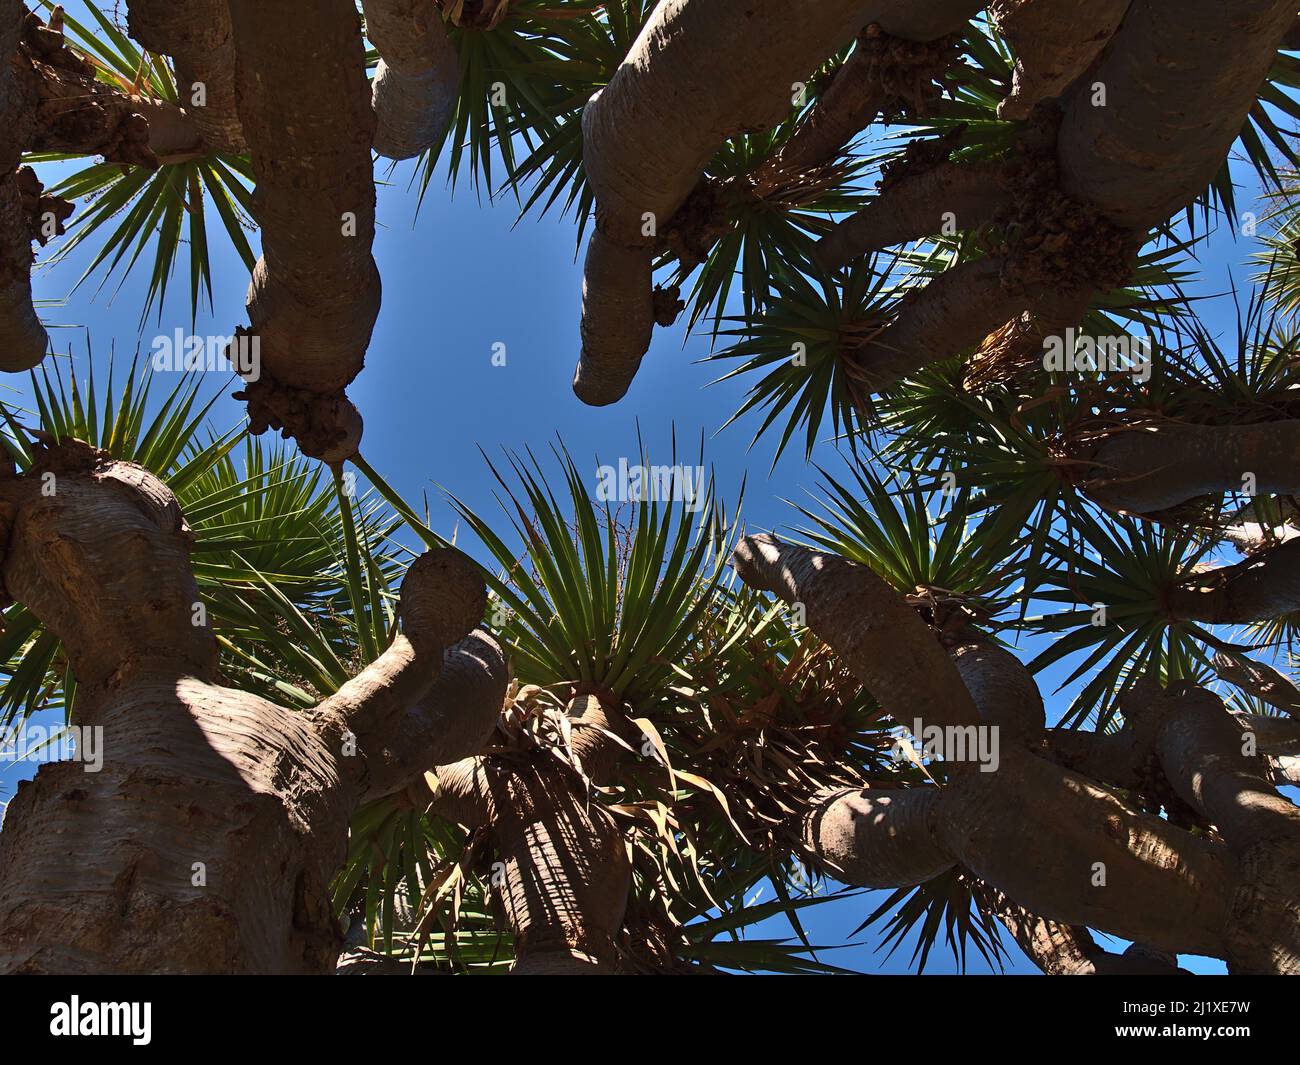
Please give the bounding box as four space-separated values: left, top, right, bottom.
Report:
735 532 1300 972
990 887 1189 975
1166 539 1300 625
989 0 1131 121
758 4 980 182
809 1 1295 400
364 0 460 160
816 159 1008 270
125 0 246 153
573 0 978 405
1084 420 1300 514
0 439 488 973
1212 654 1300 716
731 532 982 729
13 10 205 165
1055 0 1297 232
227 0 379 461
1154 689 1300 973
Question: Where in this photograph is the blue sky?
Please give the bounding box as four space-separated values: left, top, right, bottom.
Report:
0 3 1283 973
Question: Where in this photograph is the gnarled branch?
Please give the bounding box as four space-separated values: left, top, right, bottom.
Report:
363 0 460 160
227 0 379 461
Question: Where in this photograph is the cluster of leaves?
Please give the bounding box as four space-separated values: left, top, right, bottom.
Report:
336 441 872 973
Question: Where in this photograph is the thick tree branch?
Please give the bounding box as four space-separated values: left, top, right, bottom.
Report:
1056 0 1297 232
1213 653 1300 716
948 634 1045 736
1084 420 1300 515
573 0 960 406
13 10 203 164
989 0 1131 121
803 749 1236 957
124 0 246 154
316 548 487 748
0 167 46 372
732 533 983 729
363 0 459 160
820 1 1293 404
1166 538 1300 625
803 786 956 887
227 0 378 461
1156 689 1299 853
1154 687 1300 972
840 256 1034 394
989 887 1190 975
963 283 1093 393
815 159 1009 269
360 629 507 801
751 563 1240 959
759 5 979 183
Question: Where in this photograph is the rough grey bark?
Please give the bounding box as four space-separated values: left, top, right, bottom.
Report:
363 0 460 160
989 0 1131 121
816 159 1008 270
802 749 1236 958
1084 420 1300 514
0 438 487 973
735 532 1300 972
573 0 981 406
227 0 379 462
949 635 1045 736
125 0 246 154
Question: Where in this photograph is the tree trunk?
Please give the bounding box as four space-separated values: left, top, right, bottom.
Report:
426 695 634 972
0 439 488 973
227 0 379 462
